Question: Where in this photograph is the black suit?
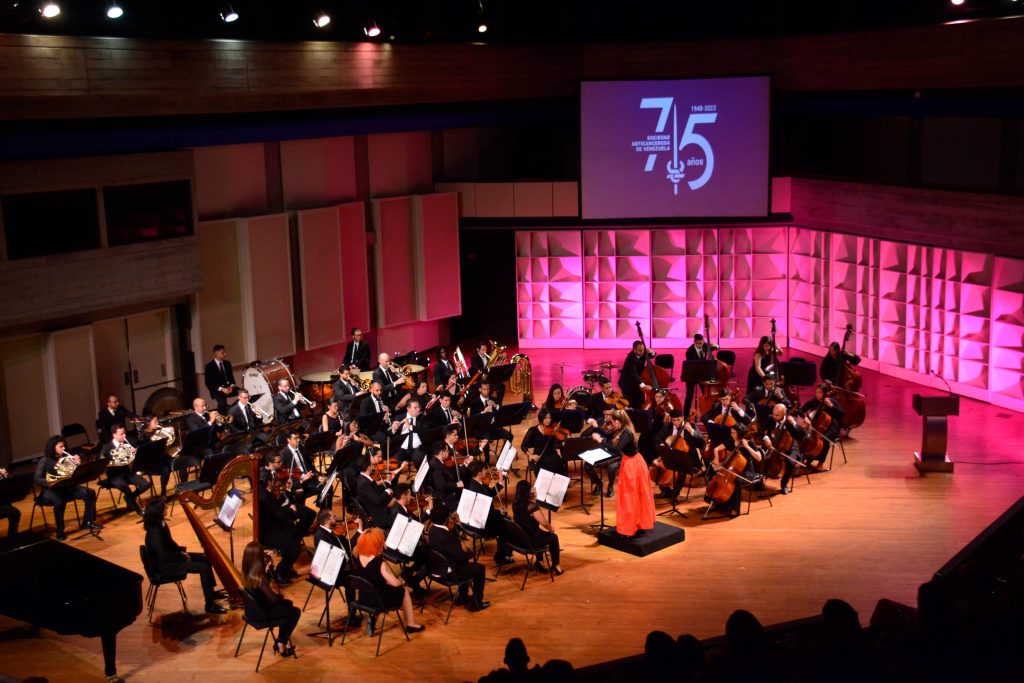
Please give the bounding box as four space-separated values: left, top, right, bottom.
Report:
343 340 372 371
100 440 150 512
428 456 462 512
204 359 236 413
34 455 98 535
391 413 430 466
257 484 302 578
761 419 807 492
655 422 707 496
355 473 393 529
588 392 610 420
227 402 261 433
372 365 404 399
273 391 303 424
330 378 358 413
469 351 490 377
433 358 456 389
96 406 135 444
278 445 322 516
428 524 486 603
145 521 218 602
428 404 458 430
619 351 651 409
683 343 715 415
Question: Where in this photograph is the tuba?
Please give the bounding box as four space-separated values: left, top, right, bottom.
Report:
109 442 137 467
509 353 533 402
46 455 79 484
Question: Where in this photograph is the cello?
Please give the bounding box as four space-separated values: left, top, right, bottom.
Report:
832 324 866 430
696 313 733 417
633 321 679 410
768 318 800 405
704 445 748 505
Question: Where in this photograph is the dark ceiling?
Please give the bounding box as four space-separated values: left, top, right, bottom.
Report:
2 0 1021 44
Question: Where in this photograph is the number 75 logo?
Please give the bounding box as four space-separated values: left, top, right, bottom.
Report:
640 98 717 191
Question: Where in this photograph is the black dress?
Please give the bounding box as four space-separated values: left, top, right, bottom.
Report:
520 426 565 475
513 501 560 566
323 414 343 434
358 555 404 608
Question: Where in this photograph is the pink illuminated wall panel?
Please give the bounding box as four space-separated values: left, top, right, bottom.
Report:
372 197 418 328
415 193 461 321
788 228 830 348
651 229 718 345
829 234 879 364
337 202 371 334
991 257 1024 411
515 231 584 348
583 230 651 349
719 227 789 346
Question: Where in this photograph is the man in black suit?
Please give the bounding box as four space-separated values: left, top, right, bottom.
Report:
258 453 304 582
683 333 719 416
342 328 372 372
96 394 135 445
355 451 399 529
272 378 307 425
433 348 457 392
279 431 325 518
330 366 360 414
465 382 513 455
651 409 707 501
372 353 405 400
428 393 461 430
469 341 491 376
143 498 227 613
760 403 808 495
312 508 362 625
588 380 616 420
427 437 466 512
101 425 150 515
463 460 512 565
619 340 653 410
227 389 268 441
745 372 792 423
388 398 430 467
204 344 237 414
428 504 489 611
183 397 223 451
388 483 431 594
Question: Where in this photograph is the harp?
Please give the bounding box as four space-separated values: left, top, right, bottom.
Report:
177 453 262 602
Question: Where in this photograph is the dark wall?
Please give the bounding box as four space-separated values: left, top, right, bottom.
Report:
451 229 518 344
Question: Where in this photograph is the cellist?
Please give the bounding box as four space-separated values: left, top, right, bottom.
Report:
759 404 807 495
649 409 706 502
700 392 750 450
745 372 792 423
707 424 763 518
619 340 654 409
820 342 861 385
799 383 845 469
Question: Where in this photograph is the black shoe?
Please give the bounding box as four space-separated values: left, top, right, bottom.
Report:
534 559 547 572
345 613 363 627
553 567 565 576
729 510 741 518
410 586 428 600
605 485 615 498
405 624 426 633
56 531 68 541
591 483 602 495
212 589 230 599
494 555 514 566
780 486 791 495
84 521 104 531
467 600 491 612
205 601 228 614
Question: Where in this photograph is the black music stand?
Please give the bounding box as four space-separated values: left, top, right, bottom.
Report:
559 437 593 514
303 431 337 473
420 424 448 452
548 409 585 434
485 363 517 403
626 409 654 442
912 394 959 473
682 360 716 384
654 445 692 519
493 401 531 430
780 359 817 403
0 472 34 513
133 440 166 498
581 448 617 532
219 430 257 448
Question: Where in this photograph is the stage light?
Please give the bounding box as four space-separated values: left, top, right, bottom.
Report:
314 12 331 28
221 5 238 23
364 21 381 37
40 2 60 18
950 0 965 6
478 23 488 33
106 3 123 19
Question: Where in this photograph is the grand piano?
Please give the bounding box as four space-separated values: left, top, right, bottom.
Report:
0 531 142 680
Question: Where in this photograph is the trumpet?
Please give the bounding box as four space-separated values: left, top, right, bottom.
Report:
248 401 269 421
292 391 317 410
46 455 79 484
209 411 234 426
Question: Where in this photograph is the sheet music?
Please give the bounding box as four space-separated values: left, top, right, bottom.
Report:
534 468 570 508
413 458 430 493
318 470 338 504
457 489 492 529
320 545 347 586
385 515 424 557
495 441 517 471
309 540 333 581
578 447 613 466
216 491 242 529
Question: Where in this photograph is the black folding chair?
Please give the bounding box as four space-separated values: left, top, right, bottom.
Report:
420 549 474 625
138 545 189 624
341 575 411 656
234 588 298 672
497 517 554 591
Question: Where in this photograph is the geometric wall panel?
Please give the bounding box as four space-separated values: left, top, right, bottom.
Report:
515 231 584 348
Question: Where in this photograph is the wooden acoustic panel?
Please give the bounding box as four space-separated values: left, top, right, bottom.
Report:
241 214 295 361
195 219 247 364
415 193 461 321
297 208 345 351
0 334 52 461
337 202 371 334
372 197 418 328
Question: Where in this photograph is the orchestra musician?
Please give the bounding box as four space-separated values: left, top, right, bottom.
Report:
464 460 513 566
272 378 307 424
469 341 491 376
388 398 430 467
683 333 719 416
519 409 566 476
343 327 372 372
588 379 620 419
428 431 474 511
760 403 807 495
745 372 792 423
279 431 325 518
241 541 301 656
312 508 363 627
581 407 619 497
358 381 392 442
183 397 224 449
433 347 457 391
257 454 304 583
428 504 489 612
428 392 461 430
619 340 654 409
0 467 20 537
354 527 426 632
593 409 654 538
330 365 361 414
228 389 266 435
320 398 347 451
701 392 751 450
35 435 102 540
373 353 405 400
96 394 135 445
708 424 764 518
388 483 431 596
541 384 566 411
799 384 845 469
135 415 174 496
747 335 783 394
101 425 150 516
821 342 862 385
143 498 228 613
203 344 237 413
355 450 400 529
649 408 707 502
394 379 430 414
512 481 564 575
466 382 514 453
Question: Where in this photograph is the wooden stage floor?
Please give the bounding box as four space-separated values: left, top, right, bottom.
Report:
2 347 1023 682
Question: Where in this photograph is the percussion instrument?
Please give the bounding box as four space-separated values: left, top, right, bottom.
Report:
566 385 593 405
300 371 338 408
582 370 608 385
242 359 295 419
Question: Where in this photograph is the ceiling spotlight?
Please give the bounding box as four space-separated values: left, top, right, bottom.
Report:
221 5 238 23
950 0 965 5
40 2 60 18
364 21 381 37
106 3 123 19
314 12 331 28
477 23 488 33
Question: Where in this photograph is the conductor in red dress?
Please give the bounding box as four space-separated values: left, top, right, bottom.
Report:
591 408 655 538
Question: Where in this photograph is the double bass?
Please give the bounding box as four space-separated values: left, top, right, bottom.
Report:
832 324 866 430
696 314 733 417
633 321 680 411
768 318 799 405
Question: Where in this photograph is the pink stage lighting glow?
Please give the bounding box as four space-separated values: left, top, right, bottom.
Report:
365 23 382 37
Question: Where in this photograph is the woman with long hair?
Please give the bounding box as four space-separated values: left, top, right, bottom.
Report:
512 481 564 575
321 398 346 451
746 335 783 394
542 384 566 411
143 498 227 612
354 528 425 632
520 409 566 475
592 409 654 538
241 541 301 656
34 435 101 540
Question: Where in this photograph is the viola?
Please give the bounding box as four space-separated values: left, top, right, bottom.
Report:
603 391 630 410
454 436 480 455
540 422 570 441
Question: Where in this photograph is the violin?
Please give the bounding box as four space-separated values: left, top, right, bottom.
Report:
540 422 570 441
604 391 630 410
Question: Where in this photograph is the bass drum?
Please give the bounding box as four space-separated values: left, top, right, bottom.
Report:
142 386 187 418
243 359 295 421
566 385 593 406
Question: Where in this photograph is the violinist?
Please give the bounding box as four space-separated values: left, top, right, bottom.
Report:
257 456 304 583
279 431 326 517
594 409 654 538
512 481 564 575
581 407 619 497
799 384 845 469
356 450 401 529
746 335 784 394
388 483 432 595
759 404 807 495
520 409 567 476
464 460 514 566
428 504 489 611
683 333 718 416
821 342 861 385
312 509 363 628
389 397 430 467
745 372 792 423
428 436 470 512
708 424 763 518
542 384 567 411
589 379 625 419
619 340 654 409
649 409 707 502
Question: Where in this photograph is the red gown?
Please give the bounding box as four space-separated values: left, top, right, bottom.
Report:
616 452 656 536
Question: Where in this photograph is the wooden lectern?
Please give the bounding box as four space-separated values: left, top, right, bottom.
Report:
912 394 959 473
